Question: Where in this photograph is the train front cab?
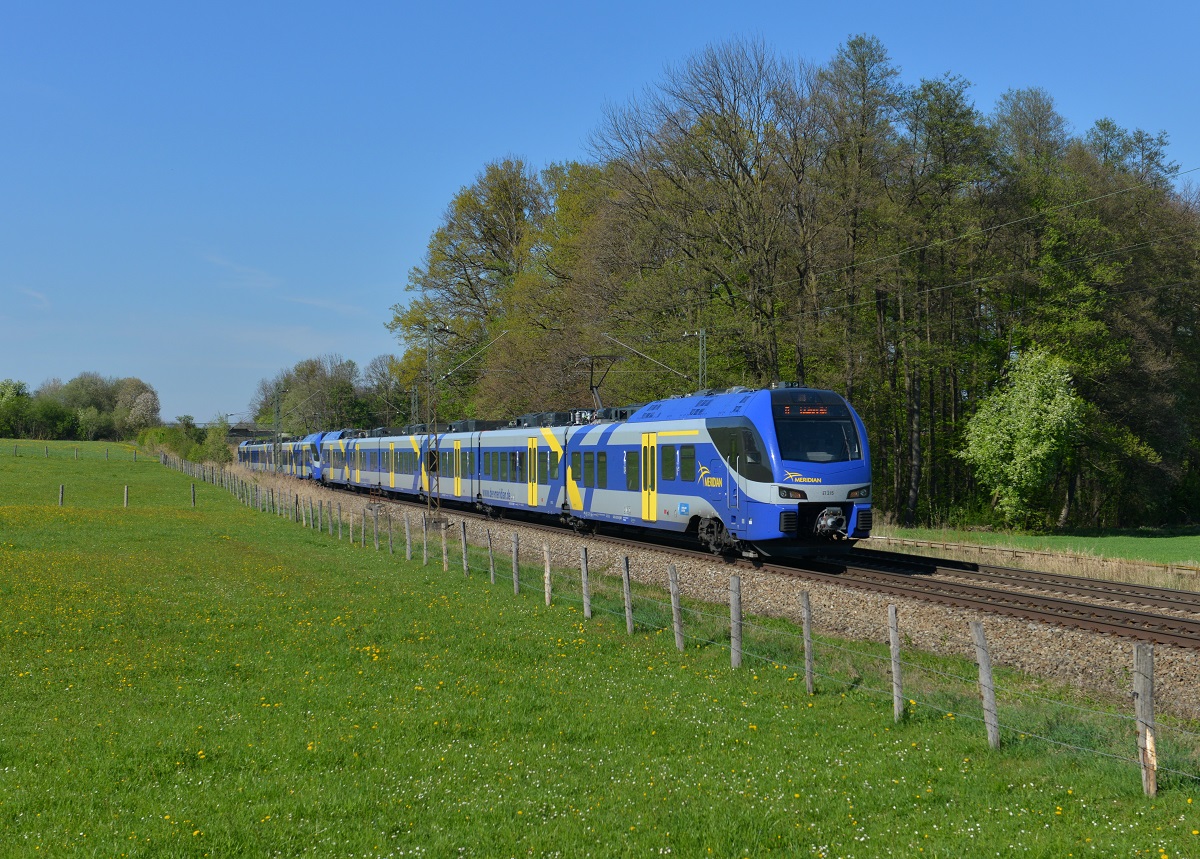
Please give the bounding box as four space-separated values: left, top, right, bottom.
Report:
700 389 872 547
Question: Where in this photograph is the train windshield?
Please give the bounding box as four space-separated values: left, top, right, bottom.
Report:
769 390 862 464
773 416 861 463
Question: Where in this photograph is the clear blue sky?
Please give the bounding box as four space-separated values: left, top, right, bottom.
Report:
3 0 1197 424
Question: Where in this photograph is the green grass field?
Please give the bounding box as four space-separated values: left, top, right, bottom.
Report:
1 441 1198 856
874 525 1200 568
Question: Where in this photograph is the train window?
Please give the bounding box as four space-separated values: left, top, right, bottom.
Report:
583 451 595 488
680 445 696 482
624 451 640 491
706 419 774 482
597 451 607 489
468 451 475 475
773 415 862 463
570 452 581 484
537 451 548 485
516 451 525 483
550 450 560 480
660 445 677 481
484 451 492 477
499 452 508 482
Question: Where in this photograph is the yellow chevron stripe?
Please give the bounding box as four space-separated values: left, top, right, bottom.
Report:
409 436 427 491
540 427 582 510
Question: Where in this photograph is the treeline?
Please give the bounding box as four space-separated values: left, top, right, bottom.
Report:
0 373 161 440
250 354 405 435
139 415 232 464
385 35 1200 530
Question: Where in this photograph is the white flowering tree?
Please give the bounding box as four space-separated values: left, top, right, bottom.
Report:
125 390 161 434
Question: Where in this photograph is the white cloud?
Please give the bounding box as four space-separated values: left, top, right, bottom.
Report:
202 254 283 290
18 287 50 310
284 295 366 316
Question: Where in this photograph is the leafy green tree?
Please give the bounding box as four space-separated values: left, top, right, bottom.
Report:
26 397 75 440
0 379 29 401
386 158 547 420
0 380 30 437
959 351 1084 526
203 416 233 463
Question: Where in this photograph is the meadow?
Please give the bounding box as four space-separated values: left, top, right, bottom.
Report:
1 440 1197 857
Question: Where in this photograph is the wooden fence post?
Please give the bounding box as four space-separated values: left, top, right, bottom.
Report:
404 513 412 561
543 543 551 605
580 546 591 620
668 564 684 652
889 605 904 723
361 509 366 548
124 485 128 508
440 522 448 572
461 521 469 576
511 532 519 594
622 556 634 635
192 483 196 508
388 512 393 555
730 575 742 668
970 620 1000 749
422 514 429 566
1134 643 1158 797
337 502 343 540
373 507 380 551
801 591 815 696
58 485 64 507
487 530 495 583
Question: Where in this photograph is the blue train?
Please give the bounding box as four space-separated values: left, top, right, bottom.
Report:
237 384 873 553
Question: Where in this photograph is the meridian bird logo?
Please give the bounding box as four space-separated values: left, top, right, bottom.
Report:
697 465 723 488
785 471 824 484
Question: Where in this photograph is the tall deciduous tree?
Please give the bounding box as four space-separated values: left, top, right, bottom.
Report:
960 351 1083 526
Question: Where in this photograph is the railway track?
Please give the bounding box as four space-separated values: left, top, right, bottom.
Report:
266 472 1200 650
841 547 1200 613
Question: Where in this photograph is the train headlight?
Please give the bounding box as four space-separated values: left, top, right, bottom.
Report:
778 486 807 500
847 485 871 499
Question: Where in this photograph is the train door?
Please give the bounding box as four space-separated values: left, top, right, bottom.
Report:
640 432 657 522
453 440 462 497
708 457 738 511
526 437 538 507
388 442 395 490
